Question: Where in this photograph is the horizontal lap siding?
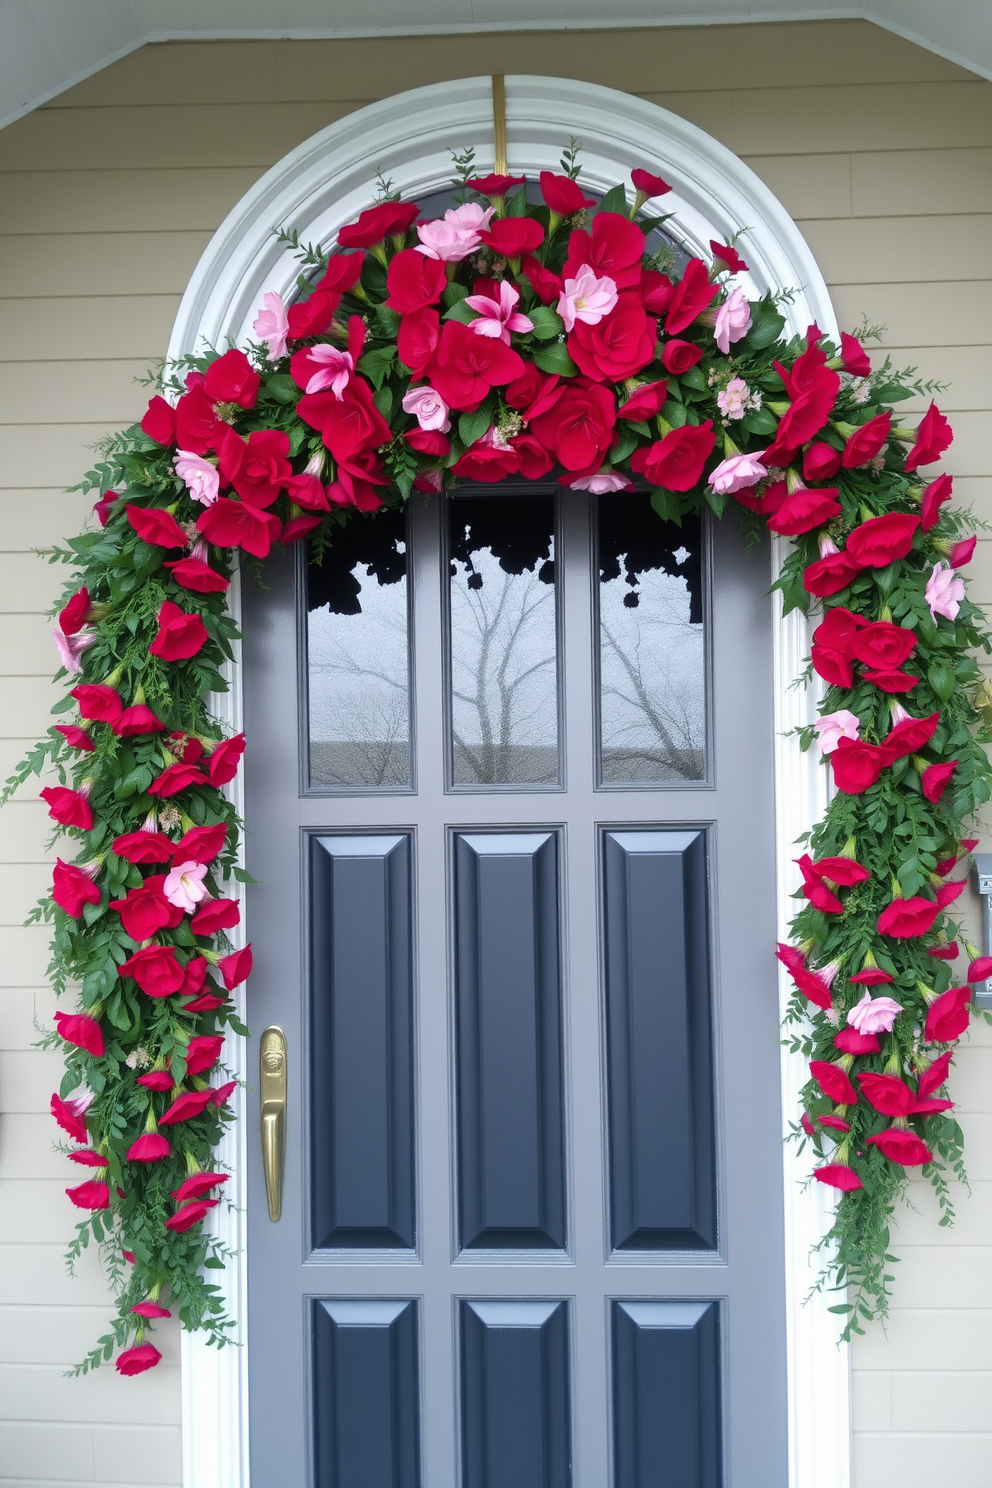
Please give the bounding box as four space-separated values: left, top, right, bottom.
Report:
0 20 987 1487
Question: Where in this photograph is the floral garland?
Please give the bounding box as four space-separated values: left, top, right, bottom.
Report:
7 151 990 1375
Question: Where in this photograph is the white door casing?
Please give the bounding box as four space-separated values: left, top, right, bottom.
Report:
167 73 846 1488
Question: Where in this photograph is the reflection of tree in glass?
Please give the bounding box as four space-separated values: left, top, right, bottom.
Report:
451 545 558 785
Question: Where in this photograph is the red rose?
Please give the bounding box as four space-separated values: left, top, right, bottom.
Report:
404 428 450 458
174 823 227 862
71 684 123 723
766 487 841 537
664 258 718 335
148 600 209 662
147 762 205 798
177 957 209 1002
172 1172 228 1202
866 1128 933 1166
428 320 525 412
452 436 521 483
286 289 340 340
54 1010 104 1057
184 1034 224 1077
165 1198 219 1233
842 411 891 469
384 249 447 314
803 442 842 481
921 474 953 532
618 379 669 421
165 557 230 594
630 421 716 492
59 587 91 636
834 1027 880 1055
936 879 966 909
565 211 645 290
802 551 862 597
397 306 441 376
55 725 95 752
513 432 555 480
845 512 920 568
337 201 419 248
190 898 241 934
141 395 176 446
218 945 253 989
112 831 173 863
113 705 166 737
110 876 181 941
809 1059 858 1106
631 168 672 198
299 378 392 463
119 944 186 997
660 339 702 375
709 240 748 273
40 786 93 831
766 373 840 460
67 1179 110 1210
904 401 952 472
479 217 545 260
568 293 657 382
206 732 246 785
796 855 843 914
840 332 871 377
877 895 941 938
521 254 563 306
540 172 596 214
126 504 188 550
204 348 259 410
831 738 892 795
52 859 101 918
174 384 219 455
882 711 939 758
918 1051 953 1097
504 364 560 417
116 1344 162 1376
640 270 675 314
530 380 616 471
225 429 292 509
925 985 971 1042
126 1133 171 1162
814 1164 863 1191
849 620 916 671
923 760 957 802
858 1072 913 1117
466 174 525 196
813 605 866 654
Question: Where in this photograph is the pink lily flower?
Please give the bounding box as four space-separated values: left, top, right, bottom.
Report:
164 859 209 914
52 627 96 676
175 450 220 507
415 203 494 262
813 709 860 755
300 343 355 399
252 292 290 361
925 561 965 622
556 264 618 332
464 280 534 344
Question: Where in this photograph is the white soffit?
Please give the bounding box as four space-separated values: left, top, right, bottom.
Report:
0 0 989 134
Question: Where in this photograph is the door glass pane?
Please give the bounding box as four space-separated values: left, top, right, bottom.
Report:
598 497 706 784
448 493 559 786
306 509 410 789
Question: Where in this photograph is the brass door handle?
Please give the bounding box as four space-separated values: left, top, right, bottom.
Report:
259 1025 287 1222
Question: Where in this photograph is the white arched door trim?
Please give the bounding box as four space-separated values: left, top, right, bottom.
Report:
169 74 847 1488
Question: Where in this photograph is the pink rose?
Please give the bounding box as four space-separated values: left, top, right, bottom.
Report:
174 450 219 507
812 709 860 755
708 450 768 495
402 384 451 432
847 990 902 1035
713 286 752 353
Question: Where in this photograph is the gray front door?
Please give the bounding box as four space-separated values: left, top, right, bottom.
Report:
243 486 788 1487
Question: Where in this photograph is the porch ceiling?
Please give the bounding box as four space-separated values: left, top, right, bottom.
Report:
0 0 988 134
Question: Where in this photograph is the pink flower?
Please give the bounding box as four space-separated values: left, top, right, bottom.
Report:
713 286 752 353
847 990 903 1035
708 450 768 494
925 562 965 621
556 264 619 333
163 859 209 913
402 384 451 432
52 627 96 675
813 709 860 755
568 468 634 494
298 343 355 398
415 203 493 261
174 450 219 507
464 280 534 344
252 292 289 361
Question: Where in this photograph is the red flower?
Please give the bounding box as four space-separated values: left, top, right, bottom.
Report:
298 378 392 464
950 536 976 567
814 1164 863 1191
767 487 841 537
207 733 246 786
71 683 123 723
315 252 365 296
802 551 862 597
211 1079 237 1107
116 1343 162 1376
172 1172 228 1202
126 1132 171 1162
793 968 834 1010
165 557 230 594
849 621 916 671
337 201 418 248
866 1128 933 1166
630 421 716 492
640 270 675 314
809 1060 858 1106
844 513 920 569
877 896 941 938
796 855 843 914
810 643 852 688
159 1089 215 1126
165 1198 219 1233
131 1301 171 1319
137 1071 175 1091
568 294 657 382
840 333 871 377
521 255 563 306
803 442 842 481
190 898 241 935
918 1051 953 1097
54 1010 104 1057
197 499 280 560
110 876 180 941
182 991 227 1014
478 217 544 260
55 725 96 752
218 945 253 989
566 212 645 291
177 957 209 1001
810 855 871 886
112 831 173 863
849 968 894 985
118 945 186 998
632 168 672 198
660 339 703 375
882 711 939 758
397 307 441 376
94 490 121 527
40 786 93 831
818 1115 850 1132
834 1027 880 1055
204 348 259 409
936 879 965 909
51 1093 91 1144
141 395 176 446
925 985 971 1042
69 1149 108 1166
467 174 525 196
226 429 292 510
59 587 91 635
405 428 450 457
184 1034 224 1077
530 380 616 471
709 240 748 273
858 1072 912 1117
326 467 386 513
52 859 101 917
664 258 718 335
920 473 953 532
148 601 209 663
831 738 892 795
67 1179 110 1210
775 942 807 977
126 505 188 550
174 823 227 862
112 704 166 738
767 376 840 461
286 289 340 340
175 384 219 455
929 941 961 961
618 379 669 420
540 172 596 214
383 249 446 314
904 402 952 472
452 437 521 483
429 321 525 412
504 364 561 418
842 411 891 468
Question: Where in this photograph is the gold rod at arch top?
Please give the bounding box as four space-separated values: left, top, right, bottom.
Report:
491 74 507 177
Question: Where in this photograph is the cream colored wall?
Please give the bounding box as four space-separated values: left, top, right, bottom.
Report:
0 20 989 1487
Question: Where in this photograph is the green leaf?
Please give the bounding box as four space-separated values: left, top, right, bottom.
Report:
660 399 688 429
374 304 401 338
533 341 579 377
528 305 565 341
704 486 728 518
743 407 778 435
650 488 683 524
458 401 494 448
505 185 529 217
680 366 707 391
442 281 469 309
442 299 479 325
595 184 628 217
265 374 298 405
746 299 786 350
